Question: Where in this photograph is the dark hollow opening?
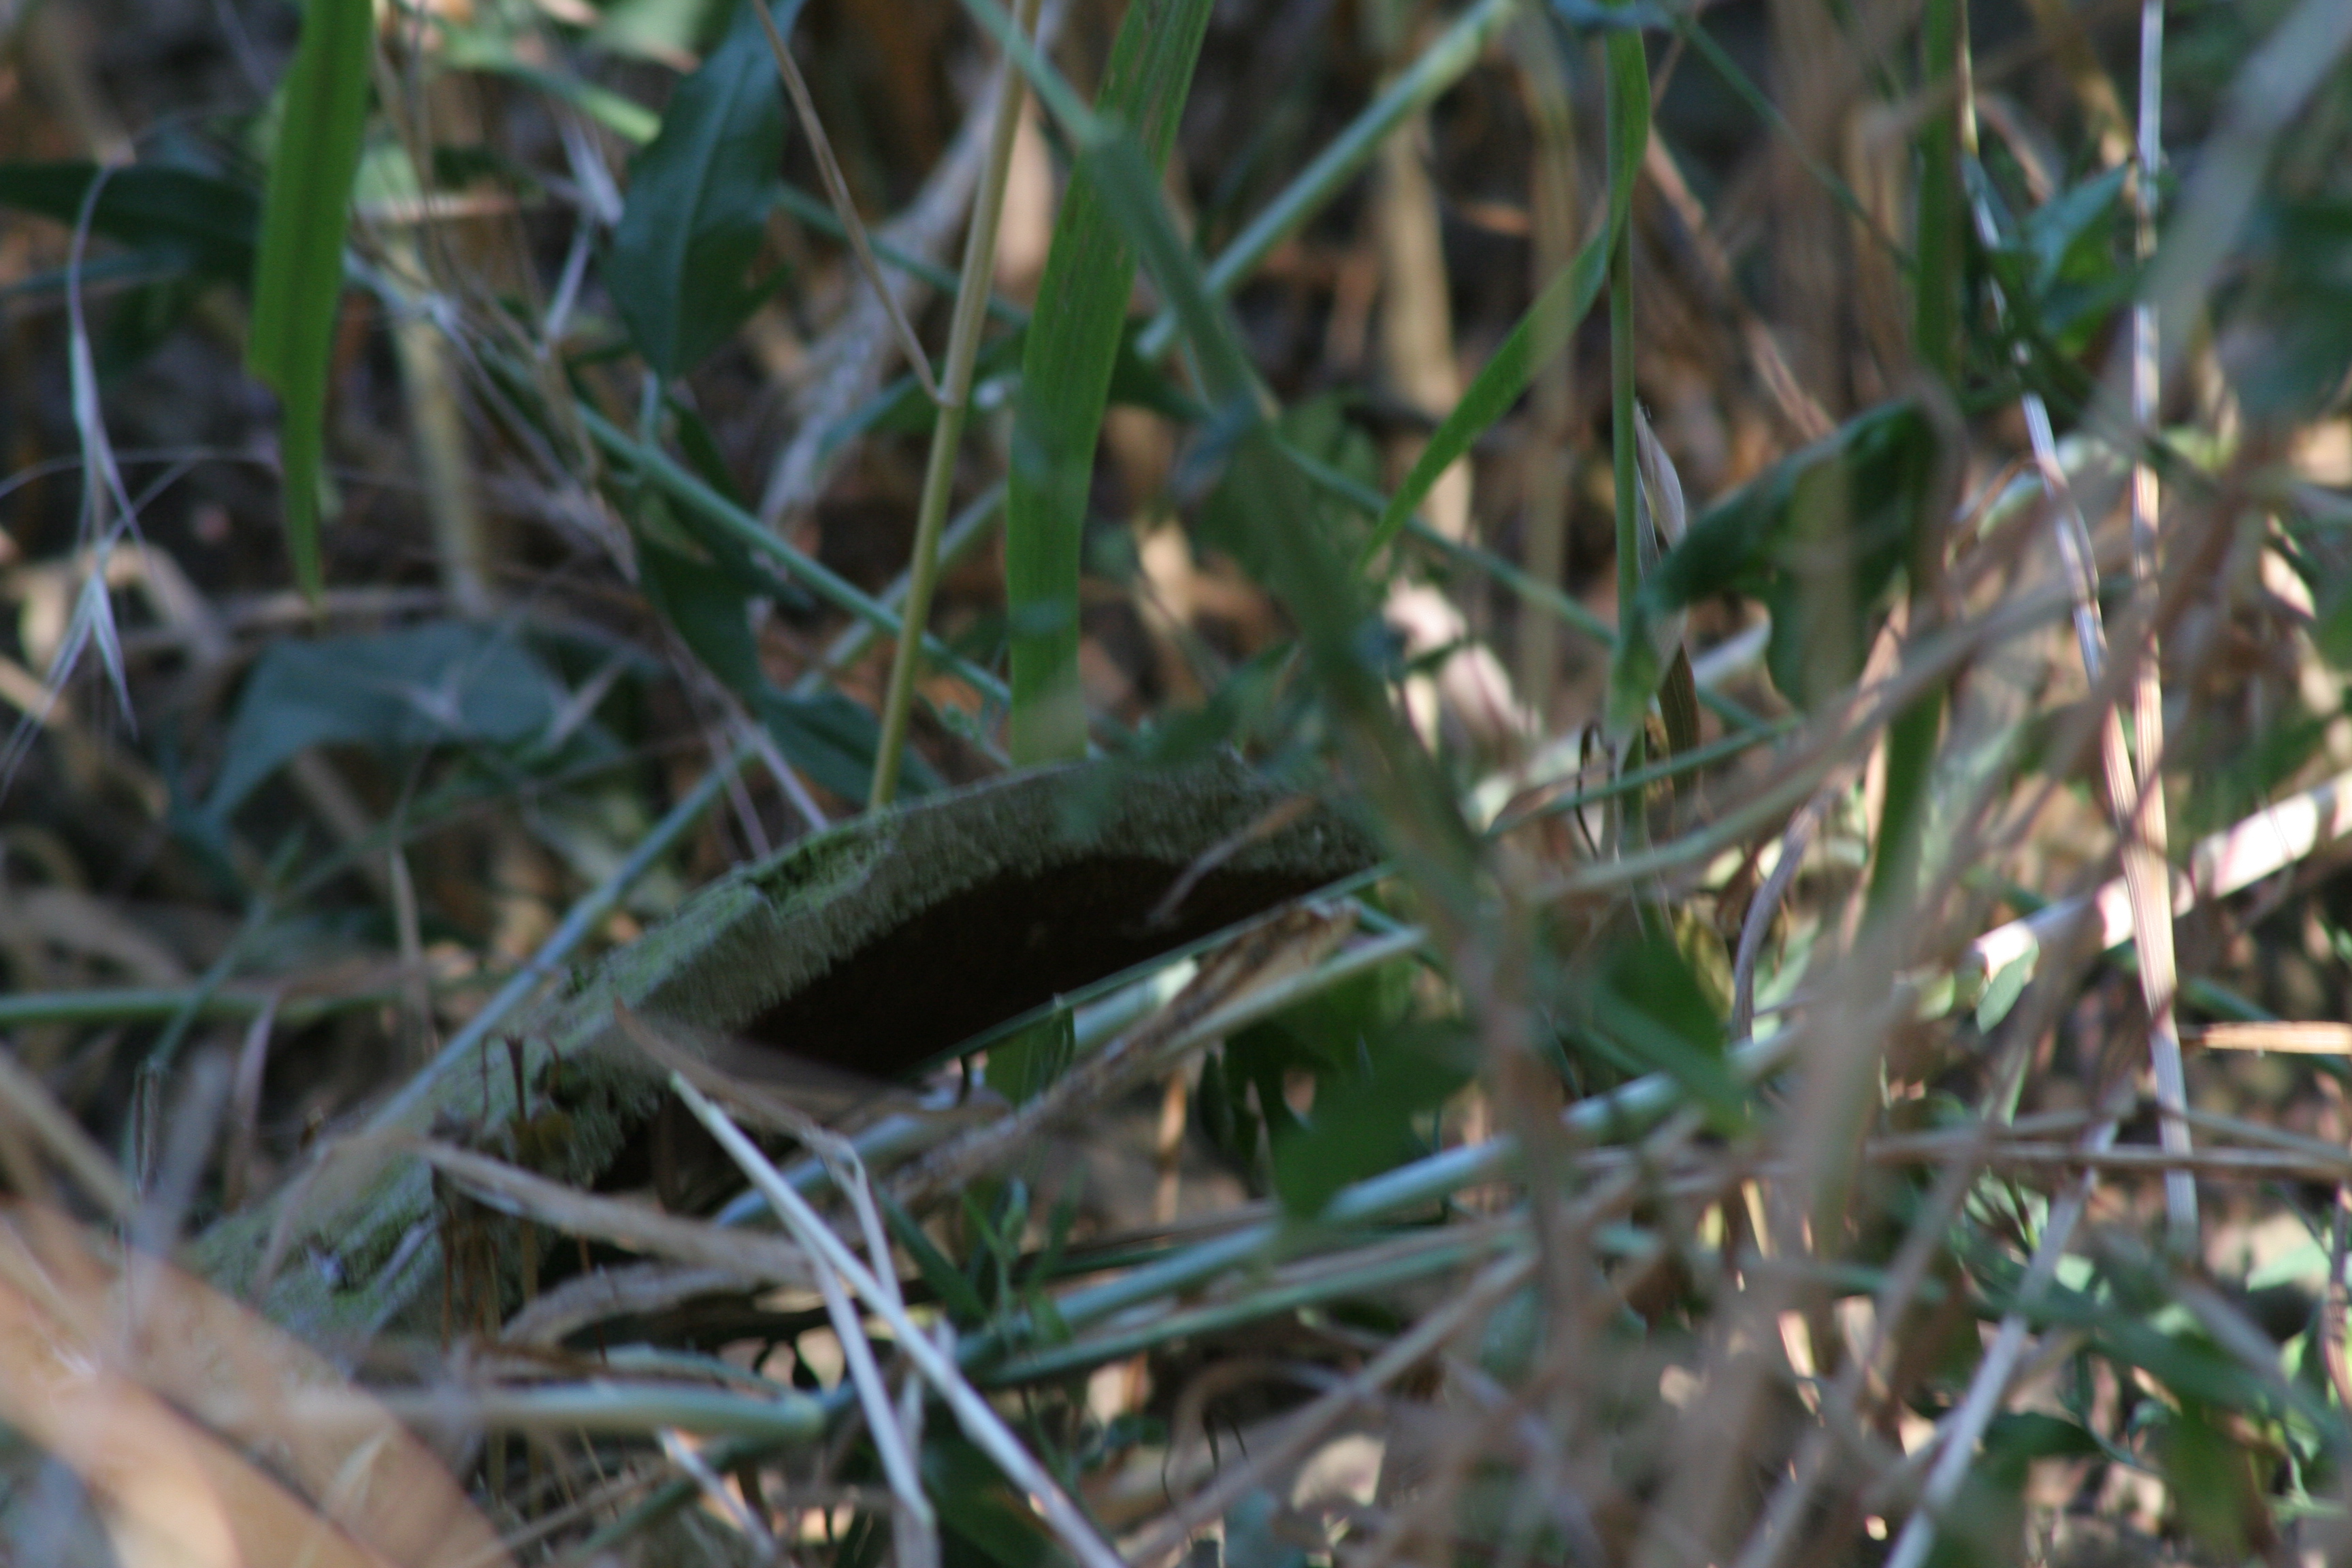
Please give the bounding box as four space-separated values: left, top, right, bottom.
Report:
739 856 1333 1079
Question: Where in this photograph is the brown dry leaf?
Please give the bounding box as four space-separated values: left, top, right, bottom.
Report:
0 1205 512 1568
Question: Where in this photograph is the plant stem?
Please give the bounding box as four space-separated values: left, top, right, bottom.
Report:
870 0 1041 806
1866 0 1963 921
2130 0 2195 1252
1603 23 1648 803
1006 0 1213 765
1132 0 1521 362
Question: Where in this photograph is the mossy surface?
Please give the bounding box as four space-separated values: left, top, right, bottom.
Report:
193 755 1377 1343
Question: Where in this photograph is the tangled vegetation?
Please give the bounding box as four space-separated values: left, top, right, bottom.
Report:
3 0 2352 1563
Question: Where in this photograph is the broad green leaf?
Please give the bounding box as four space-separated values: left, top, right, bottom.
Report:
1971 161 2136 361
878 1191 990 1324
0 161 258 282
1005 0 1215 766
985 1009 1075 1105
921 1438 1069 1568
629 406 934 800
1608 400 1940 732
1270 1020 1470 1217
635 530 935 801
205 621 564 819
762 690 923 802
1548 925 1740 1122
1921 1414 2102 1568
605 0 804 380
1582 930 1744 1129
1200 394 1380 583
246 0 374 598
2155 1399 2265 1561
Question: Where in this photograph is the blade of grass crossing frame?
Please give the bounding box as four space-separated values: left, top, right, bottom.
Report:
246 0 374 599
1134 0 1521 362
1866 0 1963 919
954 0 1484 915
1007 0 1215 765
868 0 1040 806
1604 26 1648 669
1359 15 1641 573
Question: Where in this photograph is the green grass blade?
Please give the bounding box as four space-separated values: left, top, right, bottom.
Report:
1605 27 1649 647
1867 0 1964 919
1357 225 1612 570
246 0 374 599
1006 0 1214 765
574 402 1011 706
1134 0 1521 361
955 0 1482 911
1356 16 1636 574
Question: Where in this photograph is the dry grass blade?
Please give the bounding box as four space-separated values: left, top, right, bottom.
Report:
412 1139 814 1288
671 1077 1130 1568
751 0 936 404
1971 764 2352 976
0 1047 136 1221
18 0 2352 1559
0 1205 510 1568
2185 1022 2352 1053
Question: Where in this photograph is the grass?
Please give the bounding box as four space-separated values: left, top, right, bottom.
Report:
3 0 2352 1564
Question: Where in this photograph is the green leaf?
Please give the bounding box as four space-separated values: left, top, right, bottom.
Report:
1271 1020 1470 1218
1570 929 1744 1130
246 0 375 598
764 689 927 802
1359 207 1618 571
1609 400 1940 730
878 1190 990 1324
205 621 564 819
2156 1400 2264 1560
922 1438 1071 1568
1200 395 1381 583
2221 196 2352 419
604 0 804 380
1922 1414 2102 1568
986 1008 1075 1106
1974 951 2034 1032
1972 161 2136 361
0 161 258 282
634 527 936 802
1005 0 1215 766
627 406 935 803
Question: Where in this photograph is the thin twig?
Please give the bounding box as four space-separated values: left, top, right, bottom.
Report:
868 0 1042 805
670 1077 1131 1568
2125 0 2195 1253
752 0 937 402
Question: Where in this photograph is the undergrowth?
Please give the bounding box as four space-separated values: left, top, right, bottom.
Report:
3 0 2352 1564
